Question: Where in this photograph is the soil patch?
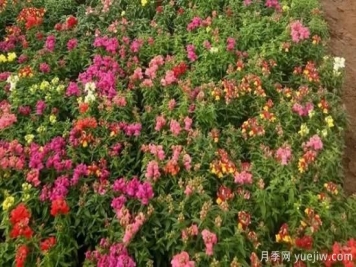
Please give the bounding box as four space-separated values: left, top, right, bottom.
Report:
321 0 356 195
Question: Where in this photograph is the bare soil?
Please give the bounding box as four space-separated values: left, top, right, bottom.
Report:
321 0 356 195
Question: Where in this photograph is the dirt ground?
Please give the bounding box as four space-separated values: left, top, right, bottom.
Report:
320 0 356 195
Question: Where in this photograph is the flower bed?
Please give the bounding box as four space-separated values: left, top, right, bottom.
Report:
1 0 356 266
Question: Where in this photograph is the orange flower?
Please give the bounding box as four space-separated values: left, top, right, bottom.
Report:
74 117 97 131
79 102 89 114
164 160 180 176
18 66 33 77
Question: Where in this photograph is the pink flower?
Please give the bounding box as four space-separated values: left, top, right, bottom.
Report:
203 40 211 50
0 114 17 129
168 99 176 110
130 39 143 53
186 45 198 62
265 0 281 11
39 63 50 73
290 20 310 43
170 120 181 136
26 169 40 187
243 0 252 6
184 117 193 131
136 182 154 205
304 135 323 151
184 185 193 196
147 144 165 160
131 67 143 81
45 35 56 52
187 17 202 31
171 251 195 267
145 160 161 181
67 38 78 51
161 70 177 86
66 82 80 97
155 115 166 131
275 146 292 165
226 37 236 51
172 145 183 162
36 100 46 115
201 230 217 256
123 213 145 244
183 154 192 170
234 171 253 184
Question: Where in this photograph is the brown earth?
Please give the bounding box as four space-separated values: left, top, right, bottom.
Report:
320 0 356 195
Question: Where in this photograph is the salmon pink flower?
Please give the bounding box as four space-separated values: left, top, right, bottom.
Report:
290 20 310 43
275 146 292 165
171 251 195 267
201 229 217 256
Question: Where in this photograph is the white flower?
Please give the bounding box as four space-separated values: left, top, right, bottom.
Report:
6 75 19 91
333 57 345 72
84 91 96 103
210 47 219 53
84 82 96 93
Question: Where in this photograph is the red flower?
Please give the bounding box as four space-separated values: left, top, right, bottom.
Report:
156 6 163 13
217 185 233 201
50 198 70 216
295 235 313 250
294 260 306 267
10 222 33 239
54 23 62 31
15 245 29 267
10 204 31 224
172 62 188 78
66 16 78 29
40 237 57 252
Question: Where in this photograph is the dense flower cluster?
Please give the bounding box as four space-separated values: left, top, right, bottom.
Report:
0 0 355 266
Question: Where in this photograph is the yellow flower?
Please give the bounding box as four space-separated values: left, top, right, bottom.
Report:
325 116 334 128
40 81 50 90
22 183 32 191
22 193 30 201
298 123 309 136
282 5 290 11
2 196 15 210
25 134 35 144
206 26 211 33
37 126 46 133
298 158 306 173
51 77 59 85
49 114 57 124
141 0 148 6
308 110 315 118
283 235 292 243
56 84 65 93
7 52 17 62
0 54 7 63
121 11 126 16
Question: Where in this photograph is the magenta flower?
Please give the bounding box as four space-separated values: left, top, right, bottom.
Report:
45 35 56 52
39 63 50 73
67 38 78 51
